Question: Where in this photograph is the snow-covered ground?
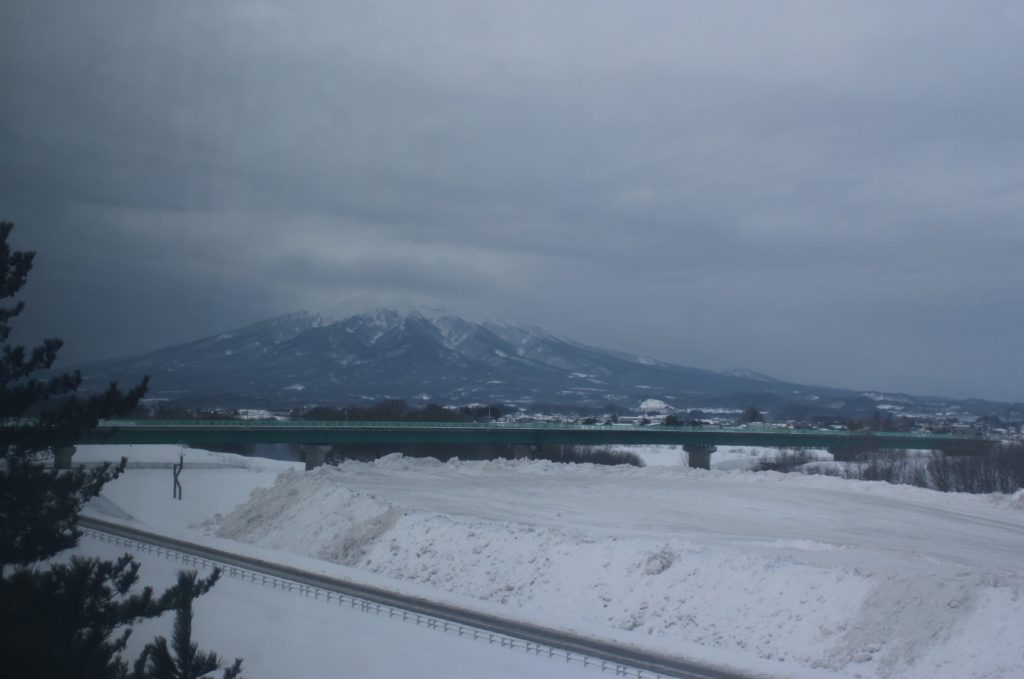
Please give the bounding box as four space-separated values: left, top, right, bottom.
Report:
76 444 1024 678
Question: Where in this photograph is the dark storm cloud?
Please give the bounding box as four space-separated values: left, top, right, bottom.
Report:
2 1 1023 401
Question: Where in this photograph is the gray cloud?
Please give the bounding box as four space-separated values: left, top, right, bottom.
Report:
2 1 1023 401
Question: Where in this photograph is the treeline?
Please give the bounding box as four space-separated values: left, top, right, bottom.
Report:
193 439 644 467
758 444 1024 494
293 400 502 422
129 404 242 420
927 446 1024 492
866 445 1024 494
313 442 642 467
130 399 504 423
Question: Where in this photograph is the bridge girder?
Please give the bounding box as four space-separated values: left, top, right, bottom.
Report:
59 421 989 457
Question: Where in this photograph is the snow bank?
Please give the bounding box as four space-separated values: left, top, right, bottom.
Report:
209 457 1024 678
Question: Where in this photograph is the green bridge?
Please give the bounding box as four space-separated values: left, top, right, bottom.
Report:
60 419 992 469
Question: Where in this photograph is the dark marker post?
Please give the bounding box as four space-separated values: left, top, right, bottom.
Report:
172 450 183 500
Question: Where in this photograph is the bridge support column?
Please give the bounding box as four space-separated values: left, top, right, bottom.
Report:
53 445 76 470
300 445 331 470
683 445 715 470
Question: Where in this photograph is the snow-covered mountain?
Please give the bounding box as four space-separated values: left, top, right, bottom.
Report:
720 368 783 383
75 308 1000 415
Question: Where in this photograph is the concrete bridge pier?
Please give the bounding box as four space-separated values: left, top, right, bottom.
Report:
683 444 715 470
300 445 331 470
53 445 76 470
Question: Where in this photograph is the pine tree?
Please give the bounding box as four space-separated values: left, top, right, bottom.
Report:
132 570 243 679
0 221 149 570
3 553 168 678
0 222 240 678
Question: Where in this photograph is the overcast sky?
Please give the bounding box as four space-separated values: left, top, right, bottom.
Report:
2 1 1023 402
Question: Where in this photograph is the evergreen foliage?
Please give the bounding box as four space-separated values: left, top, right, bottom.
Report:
2 554 165 678
739 406 764 424
1 222 149 570
0 222 241 678
132 570 243 679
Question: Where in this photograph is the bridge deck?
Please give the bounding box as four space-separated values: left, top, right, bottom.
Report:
68 419 988 452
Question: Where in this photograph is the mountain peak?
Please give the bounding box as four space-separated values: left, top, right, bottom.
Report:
317 302 458 326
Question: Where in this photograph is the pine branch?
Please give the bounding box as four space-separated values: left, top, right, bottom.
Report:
222 658 244 679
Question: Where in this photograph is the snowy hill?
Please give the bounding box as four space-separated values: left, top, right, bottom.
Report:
76 308 1004 416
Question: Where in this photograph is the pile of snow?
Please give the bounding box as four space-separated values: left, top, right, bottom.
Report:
206 454 1024 678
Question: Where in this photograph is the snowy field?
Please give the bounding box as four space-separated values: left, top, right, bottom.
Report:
75 444 1024 678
